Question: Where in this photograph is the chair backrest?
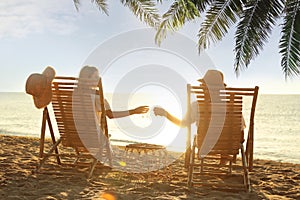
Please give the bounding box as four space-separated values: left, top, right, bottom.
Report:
192 85 243 156
51 76 108 152
188 85 259 158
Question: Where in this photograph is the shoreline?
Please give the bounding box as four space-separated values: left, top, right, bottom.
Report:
1 132 299 165
1 134 299 199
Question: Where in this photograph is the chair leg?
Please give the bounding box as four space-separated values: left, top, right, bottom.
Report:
36 138 62 173
187 138 196 187
184 146 191 169
88 158 98 179
107 145 113 167
72 148 80 164
240 144 251 192
229 160 232 174
200 158 204 173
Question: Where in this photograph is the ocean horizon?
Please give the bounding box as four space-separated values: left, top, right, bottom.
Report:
0 92 299 164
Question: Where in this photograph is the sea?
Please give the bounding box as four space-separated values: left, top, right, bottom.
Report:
0 92 299 164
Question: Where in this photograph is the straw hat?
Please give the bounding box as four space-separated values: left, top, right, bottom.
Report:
25 66 56 109
198 69 226 86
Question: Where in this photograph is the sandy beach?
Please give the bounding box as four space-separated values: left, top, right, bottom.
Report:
0 134 299 200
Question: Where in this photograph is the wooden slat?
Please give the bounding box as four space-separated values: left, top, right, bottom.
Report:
52 82 77 85
225 87 256 92
54 76 78 80
191 85 256 91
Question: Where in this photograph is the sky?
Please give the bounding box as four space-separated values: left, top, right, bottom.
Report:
0 0 299 94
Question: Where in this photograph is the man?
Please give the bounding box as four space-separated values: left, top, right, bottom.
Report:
154 70 244 165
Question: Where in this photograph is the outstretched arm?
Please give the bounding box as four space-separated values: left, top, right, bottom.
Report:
153 107 185 127
106 106 149 119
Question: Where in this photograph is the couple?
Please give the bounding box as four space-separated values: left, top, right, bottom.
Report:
80 66 232 132
27 65 234 133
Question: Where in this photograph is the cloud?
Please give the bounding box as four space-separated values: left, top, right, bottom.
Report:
0 0 80 38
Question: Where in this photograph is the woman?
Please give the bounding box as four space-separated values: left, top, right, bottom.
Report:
73 66 149 166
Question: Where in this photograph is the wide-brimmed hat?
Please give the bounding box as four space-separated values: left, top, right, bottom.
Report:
198 69 226 87
25 66 56 109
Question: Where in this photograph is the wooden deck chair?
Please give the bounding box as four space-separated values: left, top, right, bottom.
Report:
36 76 112 179
186 84 258 192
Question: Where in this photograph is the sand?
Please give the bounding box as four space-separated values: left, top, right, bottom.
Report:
0 135 299 200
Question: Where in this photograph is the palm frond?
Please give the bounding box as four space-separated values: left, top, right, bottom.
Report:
121 0 161 28
73 0 109 15
198 0 243 50
92 0 109 15
234 0 283 74
73 0 80 11
279 0 300 78
191 0 215 12
155 0 200 45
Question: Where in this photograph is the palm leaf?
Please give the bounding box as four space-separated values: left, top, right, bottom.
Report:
73 0 109 15
198 0 243 50
279 0 300 78
93 0 109 15
121 0 161 28
234 0 283 74
190 0 215 12
155 0 200 45
73 0 80 11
